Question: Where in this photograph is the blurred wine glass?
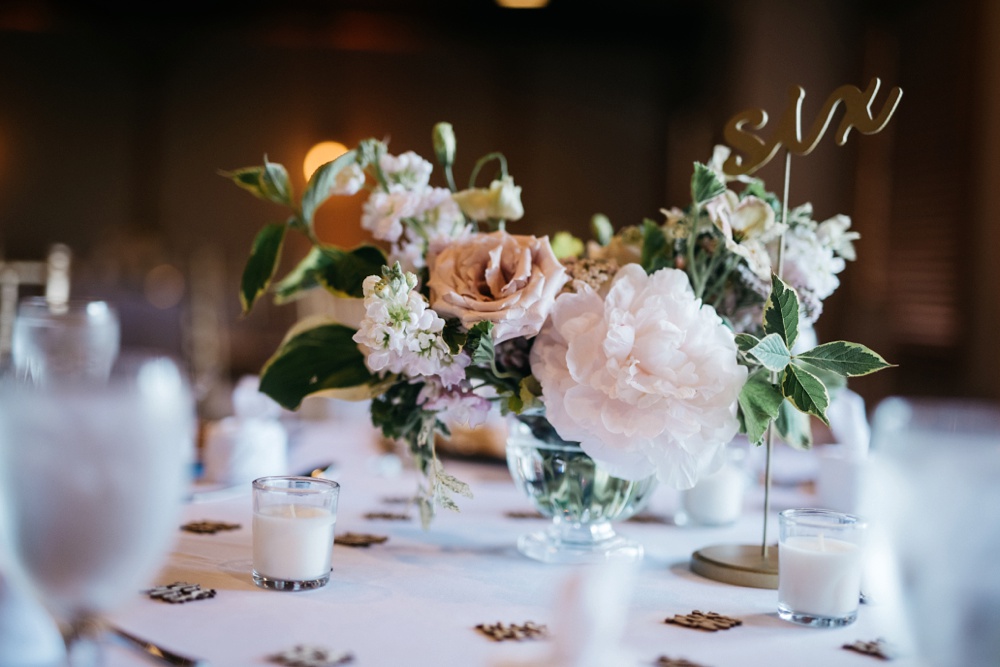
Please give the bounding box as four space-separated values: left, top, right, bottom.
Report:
11 297 120 386
0 352 195 665
867 397 1000 667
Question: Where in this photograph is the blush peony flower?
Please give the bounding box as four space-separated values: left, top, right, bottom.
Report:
529 264 747 489
426 230 568 343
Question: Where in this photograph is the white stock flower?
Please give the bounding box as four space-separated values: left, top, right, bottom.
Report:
426 230 568 343
331 163 366 196
352 265 467 386
452 176 524 222
380 151 433 190
529 264 747 489
361 190 419 243
780 225 846 302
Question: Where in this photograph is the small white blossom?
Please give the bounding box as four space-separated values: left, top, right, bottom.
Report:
380 151 433 191
331 163 366 196
417 378 490 427
452 176 524 222
352 264 467 387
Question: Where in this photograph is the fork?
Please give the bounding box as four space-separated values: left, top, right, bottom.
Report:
107 625 210 667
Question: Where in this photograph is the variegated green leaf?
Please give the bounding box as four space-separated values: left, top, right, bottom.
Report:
734 333 760 354
780 363 830 425
795 340 894 377
776 399 812 450
737 371 784 445
748 333 792 372
258 323 372 410
239 222 286 315
691 162 726 204
301 150 358 226
763 274 799 349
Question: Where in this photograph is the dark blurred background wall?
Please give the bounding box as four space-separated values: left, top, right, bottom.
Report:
0 0 995 416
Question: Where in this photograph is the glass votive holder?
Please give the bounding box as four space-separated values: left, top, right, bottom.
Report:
252 476 340 591
778 508 867 628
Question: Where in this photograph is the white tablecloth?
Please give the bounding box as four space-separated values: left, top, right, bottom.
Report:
100 408 921 667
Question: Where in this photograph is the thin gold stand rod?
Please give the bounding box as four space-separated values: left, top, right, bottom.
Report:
761 149 791 558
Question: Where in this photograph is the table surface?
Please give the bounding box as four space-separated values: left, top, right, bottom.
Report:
99 404 923 667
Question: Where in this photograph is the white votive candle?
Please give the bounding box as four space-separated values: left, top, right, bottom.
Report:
253 504 336 581
251 476 340 591
779 535 862 617
777 508 866 627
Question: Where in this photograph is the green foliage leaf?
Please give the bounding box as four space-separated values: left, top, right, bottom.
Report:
300 149 359 226
261 158 292 206
735 333 760 354
507 375 543 414
223 161 292 207
737 371 784 445
466 321 496 367
795 341 895 377
441 319 467 356
763 274 799 349
776 399 813 450
258 323 372 410
273 245 387 302
748 333 792 372
780 363 830 425
240 222 286 315
691 162 726 205
640 218 670 273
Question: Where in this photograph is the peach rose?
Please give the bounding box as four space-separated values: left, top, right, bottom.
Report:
427 230 568 343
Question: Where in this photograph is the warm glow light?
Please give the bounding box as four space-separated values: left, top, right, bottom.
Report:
303 141 349 180
495 0 549 7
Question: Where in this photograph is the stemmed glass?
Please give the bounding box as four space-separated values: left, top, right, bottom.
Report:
10 296 120 386
0 352 196 665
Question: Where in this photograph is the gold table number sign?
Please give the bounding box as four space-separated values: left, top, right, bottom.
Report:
690 78 902 589
722 77 903 177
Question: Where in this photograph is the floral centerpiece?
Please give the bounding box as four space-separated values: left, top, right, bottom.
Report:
225 123 891 527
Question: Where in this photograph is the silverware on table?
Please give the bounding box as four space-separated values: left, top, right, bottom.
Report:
108 625 210 667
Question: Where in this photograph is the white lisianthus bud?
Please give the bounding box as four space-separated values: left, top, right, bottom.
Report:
432 122 456 168
453 176 524 222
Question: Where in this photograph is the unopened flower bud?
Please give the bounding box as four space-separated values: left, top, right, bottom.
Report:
432 122 456 168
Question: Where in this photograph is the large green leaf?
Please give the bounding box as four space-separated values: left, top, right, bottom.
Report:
240 222 286 315
273 244 387 302
776 399 813 450
691 162 726 205
780 363 830 425
259 323 373 410
763 274 799 349
223 160 292 206
737 371 784 445
748 333 792 372
300 150 358 226
795 341 894 377
640 218 669 274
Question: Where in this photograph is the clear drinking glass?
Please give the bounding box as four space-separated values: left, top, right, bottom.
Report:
0 352 195 665
252 476 340 591
11 297 120 385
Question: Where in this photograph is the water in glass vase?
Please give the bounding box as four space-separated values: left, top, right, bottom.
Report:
505 415 658 564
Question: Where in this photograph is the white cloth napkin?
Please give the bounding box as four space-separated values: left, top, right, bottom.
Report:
202 375 288 485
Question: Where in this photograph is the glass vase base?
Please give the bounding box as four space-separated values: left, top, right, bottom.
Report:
517 531 644 564
778 603 857 628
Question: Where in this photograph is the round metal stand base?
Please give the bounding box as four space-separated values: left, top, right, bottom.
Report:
690 544 779 589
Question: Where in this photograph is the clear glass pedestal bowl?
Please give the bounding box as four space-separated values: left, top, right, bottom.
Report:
505 416 658 564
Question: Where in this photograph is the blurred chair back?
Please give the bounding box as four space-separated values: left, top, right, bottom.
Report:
0 243 72 366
